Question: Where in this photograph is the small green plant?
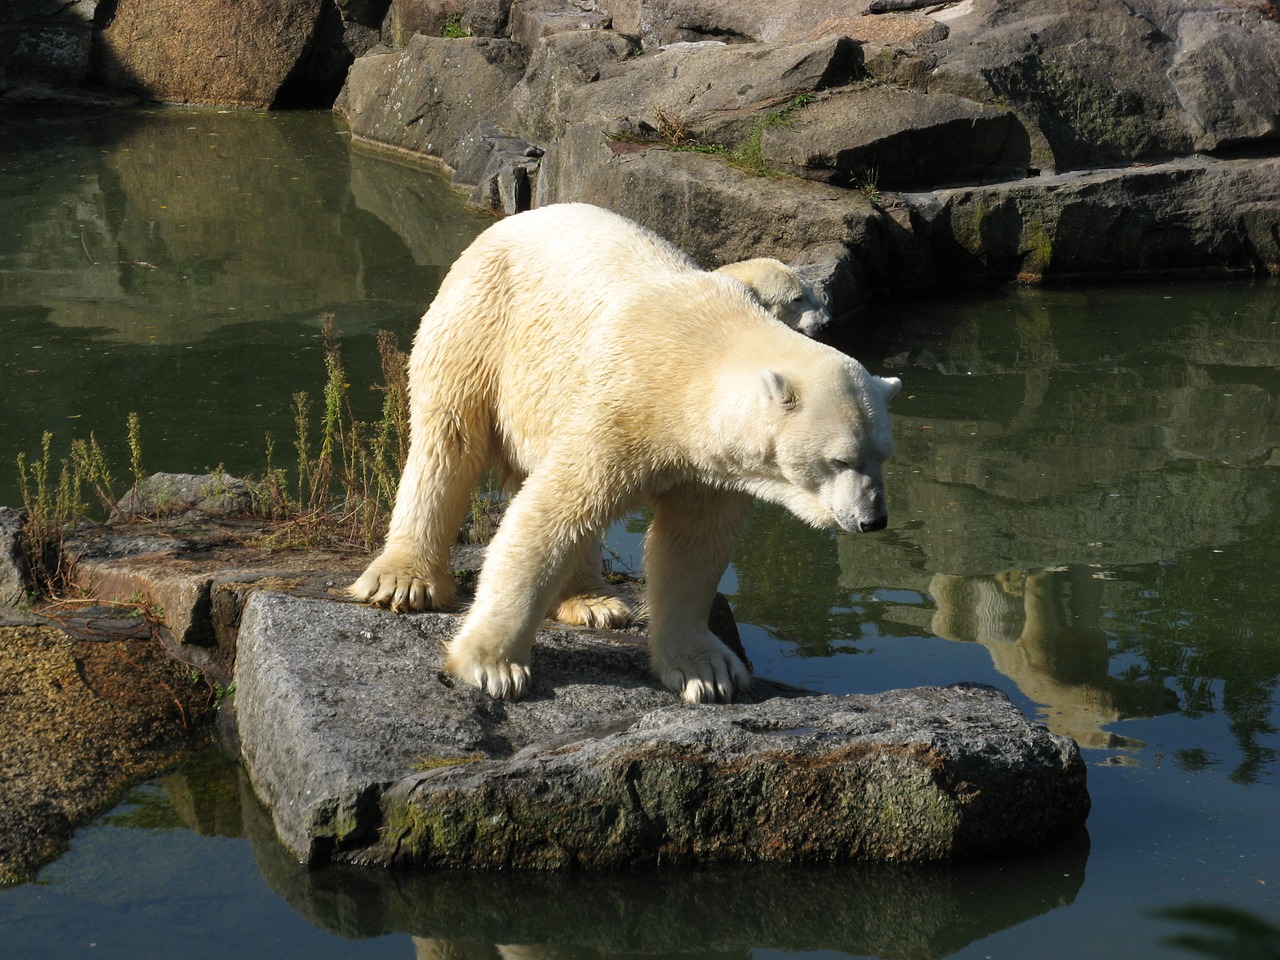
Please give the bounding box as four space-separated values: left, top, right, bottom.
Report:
441 11 469 38
186 668 235 710
15 424 132 595
734 93 816 175
651 93 816 178
127 411 145 502
465 476 504 545
257 315 411 550
857 165 882 204
212 680 235 710
123 591 165 622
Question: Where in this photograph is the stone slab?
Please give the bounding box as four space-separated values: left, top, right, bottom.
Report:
234 590 1090 868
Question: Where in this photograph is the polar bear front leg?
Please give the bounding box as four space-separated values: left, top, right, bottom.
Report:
644 486 754 703
444 466 613 699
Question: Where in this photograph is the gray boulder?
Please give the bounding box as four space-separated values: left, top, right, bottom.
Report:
0 508 29 610
0 0 97 89
548 37 859 151
115 472 255 520
383 0 513 40
930 0 1280 172
234 590 1090 868
450 121 544 214
626 0 949 47
759 86 1031 190
509 0 615 50
495 29 639 144
1169 8 1280 151
337 34 526 165
906 153 1280 283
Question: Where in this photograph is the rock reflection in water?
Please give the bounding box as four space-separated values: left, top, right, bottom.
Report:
0 107 492 506
147 752 1089 960
0 107 485 345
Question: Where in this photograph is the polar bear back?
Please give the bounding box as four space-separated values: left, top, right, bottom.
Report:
410 203 832 475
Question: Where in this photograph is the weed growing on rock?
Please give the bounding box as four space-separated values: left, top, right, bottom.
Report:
649 93 816 178
858 165 882 205
441 12 469 38
126 412 145 506
15 429 122 595
733 93 815 176
255 315 411 550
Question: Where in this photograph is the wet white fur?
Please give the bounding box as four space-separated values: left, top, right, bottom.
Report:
716 258 831 336
349 204 900 703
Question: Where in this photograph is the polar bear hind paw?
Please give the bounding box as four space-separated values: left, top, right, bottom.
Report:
552 593 633 629
443 649 531 700
658 642 752 704
348 568 454 613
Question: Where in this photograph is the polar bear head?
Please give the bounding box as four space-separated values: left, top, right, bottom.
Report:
716 258 832 337
731 357 901 534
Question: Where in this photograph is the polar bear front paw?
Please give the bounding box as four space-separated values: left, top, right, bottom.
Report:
656 638 752 704
552 592 633 629
443 648 531 700
348 566 455 613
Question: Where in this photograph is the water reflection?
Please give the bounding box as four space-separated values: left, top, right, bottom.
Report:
0 107 491 504
929 567 1178 751
150 752 1089 960
1 107 482 343
736 283 1280 777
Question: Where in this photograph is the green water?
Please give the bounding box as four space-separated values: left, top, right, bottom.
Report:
1 108 1277 958
0 105 492 508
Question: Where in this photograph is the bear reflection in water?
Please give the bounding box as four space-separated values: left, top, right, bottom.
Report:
930 568 1179 751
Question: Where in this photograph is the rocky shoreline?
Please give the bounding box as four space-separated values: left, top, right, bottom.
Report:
0 610 217 884
5 0 1278 327
0 484 1089 880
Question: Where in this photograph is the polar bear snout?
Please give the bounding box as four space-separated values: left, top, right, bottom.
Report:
827 466 889 534
834 506 888 534
859 513 888 533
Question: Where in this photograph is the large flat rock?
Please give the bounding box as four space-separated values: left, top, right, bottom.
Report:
234 591 1090 868
904 153 1280 282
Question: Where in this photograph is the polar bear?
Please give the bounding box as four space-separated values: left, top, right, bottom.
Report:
349 203 900 704
716 258 831 336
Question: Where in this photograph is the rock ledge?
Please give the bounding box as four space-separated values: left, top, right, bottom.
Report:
234 590 1089 868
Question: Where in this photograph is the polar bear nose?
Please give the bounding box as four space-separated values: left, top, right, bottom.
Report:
859 514 888 533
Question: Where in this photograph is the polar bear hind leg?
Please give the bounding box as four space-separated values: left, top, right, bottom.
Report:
551 539 633 628
349 387 491 613
643 484 754 703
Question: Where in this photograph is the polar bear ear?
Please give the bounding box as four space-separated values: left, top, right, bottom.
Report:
878 376 903 401
759 368 798 410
